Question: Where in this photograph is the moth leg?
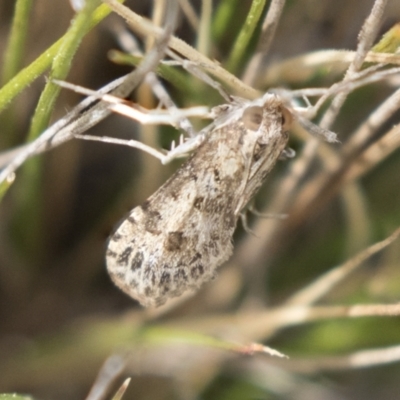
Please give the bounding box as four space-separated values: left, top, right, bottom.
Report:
162 133 206 164
248 204 288 220
240 212 258 237
279 148 296 160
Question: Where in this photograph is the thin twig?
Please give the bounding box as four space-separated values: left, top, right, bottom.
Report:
102 0 259 98
286 227 400 306
273 344 400 372
0 0 179 184
344 124 400 182
243 0 287 85
320 0 388 129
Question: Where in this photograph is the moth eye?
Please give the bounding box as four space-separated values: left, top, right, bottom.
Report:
242 106 263 131
279 106 293 130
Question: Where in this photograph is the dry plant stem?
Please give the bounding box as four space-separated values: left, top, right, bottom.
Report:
110 26 199 137
187 227 400 340
287 87 400 234
167 302 400 342
308 65 399 119
0 0 179 185
144 70 199 136
235 0 389 297
74 134 168 163
262 50 400 87
343 87 400 156
0 74 127 170
149 0 166 50
316 66 400 120
290 0 389 216
136 0 167 197
101 0 259 98
197 0 212 56
111 379 131 400
177 0 199 30
345 124 400 182
60 81 208 163
286 226 400 306
75 127 206 164
165 52 232 101
243 0 286 86
53 78 208 129
320 0 387 129
85 354 128 400
275 344 400 372
285 64 400 117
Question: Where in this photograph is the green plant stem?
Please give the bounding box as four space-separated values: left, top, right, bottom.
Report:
212 0 240 42
226 0 267 73
10 0 124 263
0 0 33 147
108 50 193 94
28 0 100 140
0 1 125 115
1 0 33 85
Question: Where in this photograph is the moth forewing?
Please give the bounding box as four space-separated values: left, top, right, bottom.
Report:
235 98 291 214
106 93 291 307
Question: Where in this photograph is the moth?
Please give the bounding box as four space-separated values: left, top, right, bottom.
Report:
106 93 292 307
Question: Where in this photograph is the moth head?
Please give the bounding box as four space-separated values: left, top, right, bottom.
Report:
242 104 293 132
242 105 263 131
279 105 293 131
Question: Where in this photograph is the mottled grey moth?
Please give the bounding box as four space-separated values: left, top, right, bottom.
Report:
106 93 292 307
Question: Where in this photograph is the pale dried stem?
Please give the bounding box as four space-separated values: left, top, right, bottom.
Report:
271 344 400 372
286 226 400 306
168 301 400 342
197 0 212 56
144 72 199 136
343 87 400 156
243 0 286 85
263 50 400 86
102 0 259 98
85 353 128 400
0 0 179 184
344 124 400 182
177 0 199 30
308 66 400 119
286 87 400 233
106 299 400 373
234 0 389 300
279 0 389 223
320 0 388 129
137 0 171 194
165 53 232 101
111 29 200 137
58 51 203 136
147 0 166 50
204 220 400 351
